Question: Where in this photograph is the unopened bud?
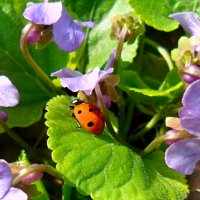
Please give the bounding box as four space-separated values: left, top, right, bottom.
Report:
23 23 52 48
110 14 140 42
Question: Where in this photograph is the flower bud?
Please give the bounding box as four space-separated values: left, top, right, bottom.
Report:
110 14 141 42
23 23 53 48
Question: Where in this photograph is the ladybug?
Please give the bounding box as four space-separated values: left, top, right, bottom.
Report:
73 103 105 135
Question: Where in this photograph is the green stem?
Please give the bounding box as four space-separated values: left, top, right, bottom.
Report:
95 84 117 136
193 0 199 12
145 38 174 71
136 35 145 73
143 131 193 155
113 25 128 72
0 117 34 154
121 100 134 140
94 84 127 145
130 108 163 142
13 164 62 186
20 23 59 94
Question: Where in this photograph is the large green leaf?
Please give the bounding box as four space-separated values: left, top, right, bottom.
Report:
128 0 199 31
0 1 68 131
45 95 188 200
118 69 184 106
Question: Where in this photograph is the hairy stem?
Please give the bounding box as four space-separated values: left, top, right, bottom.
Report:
143 131 193 155
130 108 163 142
94 84 127 145
145 38 174 71
113 26 128 72
13 164 62 186
20 23 59 94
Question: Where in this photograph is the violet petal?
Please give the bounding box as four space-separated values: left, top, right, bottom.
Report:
52 67 113 95
165 138 200 175
180 116 200 136
0 160 12 199
170 12 200 36
178 107 192 118
23 2 62 25
0 76 19 107
53 8 85 52
51 67 82 78
2 187 27 200
182 79 200 117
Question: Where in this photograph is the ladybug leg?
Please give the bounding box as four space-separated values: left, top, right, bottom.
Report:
69 105 74 110
71 113 81 130
76 122 81 129
74 118 81 130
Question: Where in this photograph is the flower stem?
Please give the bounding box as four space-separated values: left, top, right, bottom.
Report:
142 131 193 155
113 25 128 72
145 38 174 71
0 117 34 154
193 0 199 12
20 23 59 94
94 84 127 145
13 164 62 186
130 108 163 142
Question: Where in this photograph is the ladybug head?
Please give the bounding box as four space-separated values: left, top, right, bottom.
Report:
71 97 83 105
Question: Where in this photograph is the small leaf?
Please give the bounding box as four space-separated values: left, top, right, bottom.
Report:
46 95 188 200
128 0 199 31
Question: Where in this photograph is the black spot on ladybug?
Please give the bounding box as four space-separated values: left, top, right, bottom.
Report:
87 121 94 127
89 108 94 112
77 110 82 114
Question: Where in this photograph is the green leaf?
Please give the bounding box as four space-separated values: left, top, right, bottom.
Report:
128 0 177 31
0 1 68 131
46 95 188 200
119 69 184 106
63 0 143 72
128 0 199 31
143 151 188 199
81 0 141 71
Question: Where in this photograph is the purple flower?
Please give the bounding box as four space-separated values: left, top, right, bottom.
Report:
170 12 200 83
51 50 119 106
51 67 114 95
165 79 200 174
23 1 95 52
0 76 19 121
0 160 27 200
170 12 200 36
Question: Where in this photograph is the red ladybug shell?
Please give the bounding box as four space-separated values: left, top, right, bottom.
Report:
73 103 105 135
